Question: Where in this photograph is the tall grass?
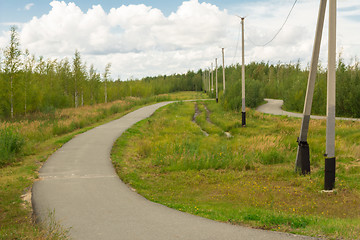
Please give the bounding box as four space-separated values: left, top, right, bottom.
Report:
0 127 25 167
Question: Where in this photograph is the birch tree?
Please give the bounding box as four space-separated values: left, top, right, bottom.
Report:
72 50 83 108
103 63 111 103
23 49 35 115
3 26 22 118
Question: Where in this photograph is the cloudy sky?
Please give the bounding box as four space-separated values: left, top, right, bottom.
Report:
0 0 360 80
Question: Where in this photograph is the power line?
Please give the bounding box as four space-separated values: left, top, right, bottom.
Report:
248 0 298 47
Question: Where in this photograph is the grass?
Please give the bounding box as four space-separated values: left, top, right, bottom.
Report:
0 127 25 167
0 91 207 240
111 100 360 239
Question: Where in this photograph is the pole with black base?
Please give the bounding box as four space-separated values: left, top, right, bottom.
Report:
211 63 214 93
296 138 310 174
295 0 327 174
325 0 336 190
241 17 246 127
222 48 226 95
325 156 336 190
208 68 211 94
215 58 218 103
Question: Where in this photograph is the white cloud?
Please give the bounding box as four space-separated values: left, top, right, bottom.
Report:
1 0 360 79
25 3 34 11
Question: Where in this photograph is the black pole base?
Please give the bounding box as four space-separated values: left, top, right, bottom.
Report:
324 157 336 190
296 140 311 175
216 98 218 103
242 112 246 127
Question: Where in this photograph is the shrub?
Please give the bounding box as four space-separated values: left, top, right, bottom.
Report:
0 127 25 167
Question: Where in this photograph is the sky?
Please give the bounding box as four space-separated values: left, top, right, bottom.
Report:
0 0 360 80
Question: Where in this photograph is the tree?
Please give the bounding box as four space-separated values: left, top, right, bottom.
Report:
3 26 22 118
72 50 84 108
89 64 101 104
23 49 35 115
103 63 111 103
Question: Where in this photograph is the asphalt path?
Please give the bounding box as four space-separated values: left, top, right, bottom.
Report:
257 98 360 121
32 101 313 240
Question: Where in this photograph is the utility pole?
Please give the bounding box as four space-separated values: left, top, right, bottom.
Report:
241 17 246 126
202 70 206 93
325 0 336 190
295 0 327 174
208 68 211 94
222 48 226 94
211 62 214 93
215 58 218 103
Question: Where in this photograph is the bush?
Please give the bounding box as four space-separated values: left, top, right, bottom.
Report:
222 79 264 111
0 127 25 167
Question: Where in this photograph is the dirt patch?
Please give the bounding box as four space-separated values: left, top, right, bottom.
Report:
193 103 201 122
21 187 32 208
193 103 209 136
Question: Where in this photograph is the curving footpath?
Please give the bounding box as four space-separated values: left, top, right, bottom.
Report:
32 101 312 240
257 98 360 121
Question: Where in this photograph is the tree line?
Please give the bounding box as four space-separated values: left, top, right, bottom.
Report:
203 59 359 118
0 27 202 119
1 26 359 119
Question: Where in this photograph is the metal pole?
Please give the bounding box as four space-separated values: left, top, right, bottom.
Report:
211 62 214 93
325 0 336 190
215 58 218 103
241 17 246 126
222 48 226 94
295 0 327 174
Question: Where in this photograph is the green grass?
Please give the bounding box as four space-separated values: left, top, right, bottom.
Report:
111 100 360 239
0 91 206 240
194 103 224 136
0 127 25 167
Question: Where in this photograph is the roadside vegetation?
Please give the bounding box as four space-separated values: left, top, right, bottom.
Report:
0 91 207 239
111 100 360 239
1 27 360 121
0 27 203 120
1 26 360 239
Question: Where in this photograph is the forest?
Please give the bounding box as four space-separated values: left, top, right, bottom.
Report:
1 26 360 120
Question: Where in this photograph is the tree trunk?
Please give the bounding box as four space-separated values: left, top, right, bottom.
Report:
105 81 107 103
10 75 14 118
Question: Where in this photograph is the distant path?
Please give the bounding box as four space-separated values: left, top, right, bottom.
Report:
32 101 312 240
257 98 360 121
